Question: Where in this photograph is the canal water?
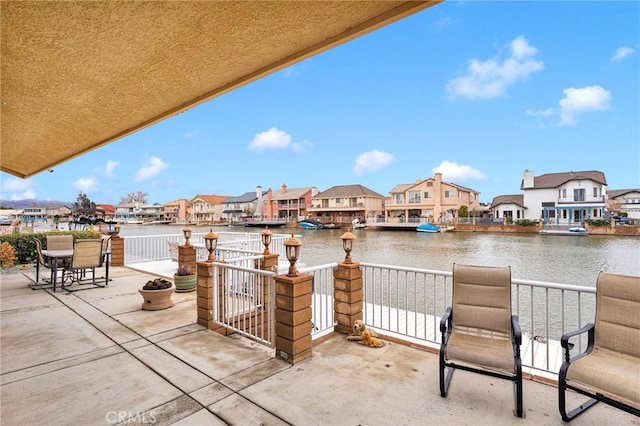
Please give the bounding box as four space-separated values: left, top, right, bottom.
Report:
119 224 639 287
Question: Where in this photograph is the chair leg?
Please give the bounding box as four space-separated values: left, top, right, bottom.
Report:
513 363 524 417
558 365 598 422
439 350 454 397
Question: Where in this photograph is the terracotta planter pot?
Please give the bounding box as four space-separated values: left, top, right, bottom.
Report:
139 285 174 310
173 274 197 292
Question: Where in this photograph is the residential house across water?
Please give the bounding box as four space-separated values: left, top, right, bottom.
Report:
385 172 482 223
308 184 385 226
262 184 317 221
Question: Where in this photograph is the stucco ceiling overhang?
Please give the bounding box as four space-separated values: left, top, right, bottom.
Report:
0 1 441 178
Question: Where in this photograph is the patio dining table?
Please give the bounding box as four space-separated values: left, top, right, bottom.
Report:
40 249 73 292
39 248 111 292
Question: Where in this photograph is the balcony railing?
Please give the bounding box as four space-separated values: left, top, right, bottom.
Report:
123 234 598 380
300 261 596 380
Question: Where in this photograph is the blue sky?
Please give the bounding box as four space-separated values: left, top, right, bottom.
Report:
1 1 639 205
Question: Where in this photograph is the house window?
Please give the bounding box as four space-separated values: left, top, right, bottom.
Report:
444 190 454 198
408 191 421 203
561 188 567 198
458 191 462 198
517 211 521 219
335 198 342 204
394 194 403 204
426 181 433 187
593 187 598 197
322 199 329 208
574 188 585 202
424 192 432 199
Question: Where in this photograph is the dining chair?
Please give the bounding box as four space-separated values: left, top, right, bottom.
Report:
558 272 640 421
32 238 58 285
439 263 523 417
46 234 74 250
62 239 104 290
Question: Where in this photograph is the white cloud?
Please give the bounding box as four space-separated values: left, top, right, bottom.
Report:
558 86 611 126
446 35 544 99
1 177 31 193
525 108 554 117
611 46 635 62
105 160 119 178
433 160 485 181
12 189 36 200
353 150 394 176
74 177 98 193
0 178 37 200
135 156 169 182
248 127 292 152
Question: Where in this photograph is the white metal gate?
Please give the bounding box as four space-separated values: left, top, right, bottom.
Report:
212 262 276 347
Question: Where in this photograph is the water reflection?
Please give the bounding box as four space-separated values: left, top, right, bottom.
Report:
120 225 639 286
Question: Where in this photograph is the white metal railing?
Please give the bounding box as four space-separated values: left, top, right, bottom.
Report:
123 232 301 264
358 262 596 380
299 263 338 338
212 262 276 347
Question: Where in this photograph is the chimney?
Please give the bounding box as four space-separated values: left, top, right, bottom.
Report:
523 170 534 189
281 183 287 193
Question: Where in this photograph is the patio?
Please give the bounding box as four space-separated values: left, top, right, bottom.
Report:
1 267 636 425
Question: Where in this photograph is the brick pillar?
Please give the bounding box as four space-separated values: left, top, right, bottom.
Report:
178 244 196 273
196 261 215 329
333 262 363 335
110 234 124 266
275 273 312 364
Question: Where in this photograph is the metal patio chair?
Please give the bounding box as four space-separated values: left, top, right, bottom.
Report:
62 239 104 290
32 237 60 286
46 234 73 250
559 272 640 421
439 263 523 417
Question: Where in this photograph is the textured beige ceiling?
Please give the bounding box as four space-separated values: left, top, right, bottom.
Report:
0 1 440 178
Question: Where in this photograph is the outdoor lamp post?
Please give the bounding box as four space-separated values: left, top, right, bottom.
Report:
204 228 219 261
284 233 302 277
183 226 192 246
261 227 272 255
340 228 356 264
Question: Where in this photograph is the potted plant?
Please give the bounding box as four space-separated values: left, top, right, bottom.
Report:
173 263 196 292
139 278 174 310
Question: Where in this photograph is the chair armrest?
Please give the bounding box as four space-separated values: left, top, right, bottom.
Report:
511 315 522 346
440 307 452 334
561 323 594 363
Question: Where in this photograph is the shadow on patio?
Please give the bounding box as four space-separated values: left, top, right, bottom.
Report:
1 267 636 425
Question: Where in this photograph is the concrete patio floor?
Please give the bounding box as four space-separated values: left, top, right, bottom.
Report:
1 266 638 426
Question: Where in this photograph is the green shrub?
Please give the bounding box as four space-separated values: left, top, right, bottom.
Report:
0 230 101 265
514 220 538 226
585 219 610 227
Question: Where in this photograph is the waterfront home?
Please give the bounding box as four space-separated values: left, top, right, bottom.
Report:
521 169 607 224
308 184 385 225
262 184 317 221
163 199 189 224
189 194 228 224
96 204 115 221
490 194 526 222
385 172 482 223
607 188 640 220
221 189 260 223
